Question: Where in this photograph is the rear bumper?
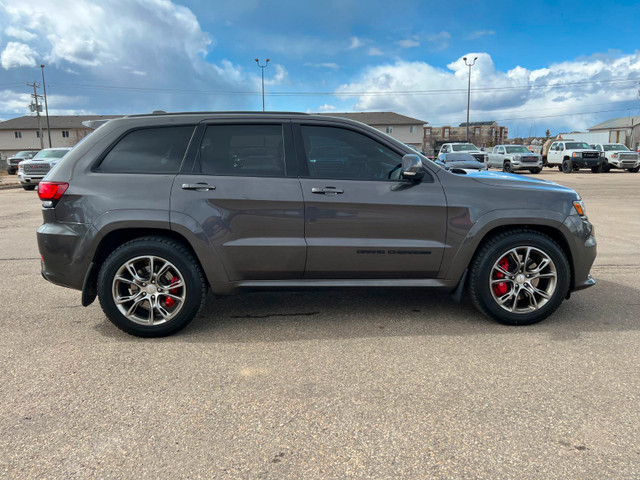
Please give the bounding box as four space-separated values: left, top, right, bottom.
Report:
37 219 93 291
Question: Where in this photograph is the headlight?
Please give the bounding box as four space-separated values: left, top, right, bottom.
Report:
611 153 618 158
572 152 582 158
573 199 586 216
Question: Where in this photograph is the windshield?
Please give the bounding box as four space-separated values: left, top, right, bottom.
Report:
33 149 69 159
15 151 36 158
451 144 478 152
603 144 629 151
505 146 530 153
565 142 590 150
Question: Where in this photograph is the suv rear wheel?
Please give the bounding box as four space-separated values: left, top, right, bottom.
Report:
469 230 570 325
97 236 207 337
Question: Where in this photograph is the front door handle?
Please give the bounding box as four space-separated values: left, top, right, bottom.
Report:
311 187 344 195
182 183 215 192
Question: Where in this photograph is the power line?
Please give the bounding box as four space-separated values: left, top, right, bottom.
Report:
44 77 640 97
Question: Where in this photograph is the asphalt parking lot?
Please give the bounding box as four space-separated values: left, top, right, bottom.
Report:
1 169 639 479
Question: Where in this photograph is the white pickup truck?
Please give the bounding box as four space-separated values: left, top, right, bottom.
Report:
546 140 604 173
487 145 543 173
437 143 488 164
589 143 639 173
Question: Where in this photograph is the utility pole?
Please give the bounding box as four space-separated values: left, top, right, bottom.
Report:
40 64 52 147
27 82 44 149
254 58 270 111
463 56 478 142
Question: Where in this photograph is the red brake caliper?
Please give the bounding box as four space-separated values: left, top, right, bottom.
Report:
163 275 179 308
493 257 510 296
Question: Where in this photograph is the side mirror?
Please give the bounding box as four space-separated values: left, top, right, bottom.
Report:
401 154 424 180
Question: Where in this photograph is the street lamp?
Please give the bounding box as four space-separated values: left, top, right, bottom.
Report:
463 56 478 142
40 64 52 147
254 58 270 111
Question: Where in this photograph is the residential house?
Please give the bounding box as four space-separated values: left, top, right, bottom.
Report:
0 115 121 160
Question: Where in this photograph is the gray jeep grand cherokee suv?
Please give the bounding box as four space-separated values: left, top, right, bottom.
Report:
37 112 596 337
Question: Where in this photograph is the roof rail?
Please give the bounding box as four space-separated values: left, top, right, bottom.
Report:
125 111 310 118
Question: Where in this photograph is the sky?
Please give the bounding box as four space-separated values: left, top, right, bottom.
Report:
1 0 640 137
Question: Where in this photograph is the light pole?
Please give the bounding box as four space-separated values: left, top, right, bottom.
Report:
463 56 478 142
254 58 270 111
40 64 52 147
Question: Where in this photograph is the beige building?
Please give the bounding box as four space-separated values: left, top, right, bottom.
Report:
319 112 428 151
0 115 120 160
424 121 509 156
587 116 640 148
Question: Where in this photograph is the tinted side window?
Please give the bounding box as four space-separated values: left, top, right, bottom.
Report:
98 126 194 173
195 124 285 177
300 126 402 180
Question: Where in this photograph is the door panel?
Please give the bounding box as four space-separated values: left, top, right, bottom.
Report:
294 123 447 279
300 179 447 278
171 176 305 281
170 122 305 281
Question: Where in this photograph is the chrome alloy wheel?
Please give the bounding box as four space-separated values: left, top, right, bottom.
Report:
111 255 186 326
489 246 557 314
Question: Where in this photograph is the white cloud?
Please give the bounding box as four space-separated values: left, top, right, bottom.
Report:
335 52 640 134
1 41 37 69
5 26 36 41
348 36 364 49
367 47 383 56
264 64 288 85
309 62 340 69
468 30 495 39
397 38 420 48
427 31 450 51
0 0 260 112
317 104 337 112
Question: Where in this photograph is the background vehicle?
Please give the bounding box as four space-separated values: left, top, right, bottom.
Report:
6 150 38 174
589 143 639 173
487 145 543 173
438 143 488 164
546 141 604 173
437 152 487 170
18 148 72 190
36 112 596 337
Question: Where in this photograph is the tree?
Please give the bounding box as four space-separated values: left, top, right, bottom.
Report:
545 129 551 138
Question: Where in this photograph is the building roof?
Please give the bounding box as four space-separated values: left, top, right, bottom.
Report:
319 111 428 125
0 115 122 130
459 121 497 127
588 116 640 131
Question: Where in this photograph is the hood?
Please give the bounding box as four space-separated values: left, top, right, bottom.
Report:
460 170 578 196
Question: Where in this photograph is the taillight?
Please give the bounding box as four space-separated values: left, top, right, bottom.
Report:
38 182 68 201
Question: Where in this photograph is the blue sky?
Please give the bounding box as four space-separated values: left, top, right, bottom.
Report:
1 0 640 136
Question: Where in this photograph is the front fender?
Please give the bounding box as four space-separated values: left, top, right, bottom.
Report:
441 208 571 282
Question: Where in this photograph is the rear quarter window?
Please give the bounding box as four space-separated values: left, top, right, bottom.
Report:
96 125 195 173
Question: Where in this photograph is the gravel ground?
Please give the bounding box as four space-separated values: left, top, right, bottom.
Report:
1 169 639 479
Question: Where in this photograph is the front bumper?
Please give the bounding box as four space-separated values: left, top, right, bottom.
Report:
565 214 597 292
18 172 45 185
511 160 543 171
571 157 603 168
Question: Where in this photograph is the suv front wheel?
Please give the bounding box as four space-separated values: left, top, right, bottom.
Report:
97 236 207 337
469 230 570 325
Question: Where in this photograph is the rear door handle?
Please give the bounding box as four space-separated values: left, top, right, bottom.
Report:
311 187 344 195
182 183 215 191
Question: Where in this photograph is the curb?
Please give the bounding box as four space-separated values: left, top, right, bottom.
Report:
0 183 22 191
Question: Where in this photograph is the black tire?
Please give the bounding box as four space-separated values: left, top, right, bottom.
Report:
503 161 512 173
530 168 541 174
557 165 563 172
22 184 36 191
7 168 16 175
468 230 570 326
97 236 207 337
591 164 603 173
629 166 639 173
602 162 611 173
562 160 573 173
